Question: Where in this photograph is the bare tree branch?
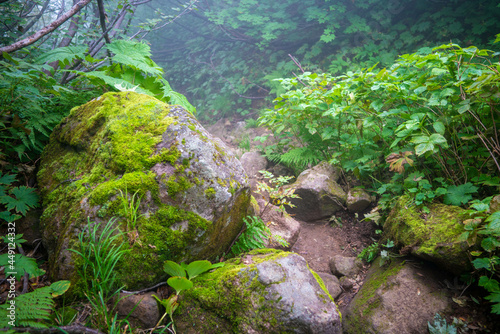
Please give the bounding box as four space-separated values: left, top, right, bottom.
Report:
0 0 93 54
96 0 111 43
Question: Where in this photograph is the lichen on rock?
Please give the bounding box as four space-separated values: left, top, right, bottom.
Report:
174 249 342 334
37 92 250 290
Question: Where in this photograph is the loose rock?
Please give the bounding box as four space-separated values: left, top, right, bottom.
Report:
329 255 364 278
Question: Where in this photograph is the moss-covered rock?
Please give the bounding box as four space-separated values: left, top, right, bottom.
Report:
383 196 474 274
174 249 342 334
343 258 451 334
37 92 250 290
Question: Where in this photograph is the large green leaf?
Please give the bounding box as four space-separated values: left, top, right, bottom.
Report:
186 260 213 280
106 40 163 77
1 186 39 215
163 260 186 278
167 276 193 295
35 46 88 66
443 183 478 206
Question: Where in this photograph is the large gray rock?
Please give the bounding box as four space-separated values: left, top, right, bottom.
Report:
174 249 342 334
343 258 452 334
37 92 250 290
258 199 300 250
286 162 346 221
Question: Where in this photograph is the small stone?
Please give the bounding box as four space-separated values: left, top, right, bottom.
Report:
317 272 342 299
346 187 373 213
339 276 355 290
329 255 364 278
115 292 160 329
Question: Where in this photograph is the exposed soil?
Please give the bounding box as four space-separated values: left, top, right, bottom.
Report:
291 210 376 313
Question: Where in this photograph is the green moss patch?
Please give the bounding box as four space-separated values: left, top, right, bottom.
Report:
383 196 472 274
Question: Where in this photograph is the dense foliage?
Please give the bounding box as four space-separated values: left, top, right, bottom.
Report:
260 41 500 314
143 0 500 119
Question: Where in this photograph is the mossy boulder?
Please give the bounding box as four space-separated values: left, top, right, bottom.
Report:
174 249 342 334
37 92 250 290
343 258 451 334
384 196 473 274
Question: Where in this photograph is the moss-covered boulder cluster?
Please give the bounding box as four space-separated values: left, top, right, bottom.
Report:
37 92 250 290
174 249 342 334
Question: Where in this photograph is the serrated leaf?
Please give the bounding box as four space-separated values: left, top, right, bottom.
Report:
0 211 21 223
35 45 88 65
481 237 500 252
472 258 491 270
0 172 16 185
479 276 500 292
0 254 45 280
443 183 478 206
2 186 39 215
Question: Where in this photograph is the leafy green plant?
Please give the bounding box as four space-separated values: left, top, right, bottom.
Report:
69 217 130 331
237 135 251 152
358 242 380 263
230 216 289 256
0 172 38 223
358 240 398 266
153 260 224 333
402 172 448 213
461 209 500 314
0 280 70 329
0 233 26 248
118 187 143 231
259 44 500 200
256 171 299 216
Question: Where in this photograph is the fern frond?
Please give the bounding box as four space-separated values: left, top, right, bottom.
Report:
279 146 322 170
34 45 88 67
0 281 69 329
